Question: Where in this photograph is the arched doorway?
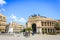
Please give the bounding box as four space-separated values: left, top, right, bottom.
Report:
32 23 37 33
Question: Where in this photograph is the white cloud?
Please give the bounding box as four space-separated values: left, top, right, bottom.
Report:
10 14 17 21
0 0 6 5
10 14 26 23
19 18 26 23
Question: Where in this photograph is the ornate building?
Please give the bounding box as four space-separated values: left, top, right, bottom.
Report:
26 14 57 34
0 13 6 32
8 22 23 33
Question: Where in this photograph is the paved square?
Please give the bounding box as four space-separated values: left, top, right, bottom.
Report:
0 34 60 40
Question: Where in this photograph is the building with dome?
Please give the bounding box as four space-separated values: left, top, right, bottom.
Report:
26 14 59 34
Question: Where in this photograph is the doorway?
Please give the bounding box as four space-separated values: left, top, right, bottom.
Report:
32 23 37 33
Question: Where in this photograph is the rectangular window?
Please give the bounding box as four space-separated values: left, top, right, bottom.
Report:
3 17 6 20
45 22 46 26
47 22 49 26
42 22 43 26
0 16 2 20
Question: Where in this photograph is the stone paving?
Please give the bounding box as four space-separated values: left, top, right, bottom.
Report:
0 33 60 40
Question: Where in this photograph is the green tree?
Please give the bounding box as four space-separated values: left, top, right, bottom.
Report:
54 23 60 30
25 27 32 31
5 24 10 33
25 27 32 36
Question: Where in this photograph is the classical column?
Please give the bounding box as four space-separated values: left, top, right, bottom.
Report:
47 22 49 26
47 28 48 33
44 22 46 26
43 28 45 33
36 28 39 33
39 28 42 34
50 22 51 26
49 22 50 26
45 22 47 26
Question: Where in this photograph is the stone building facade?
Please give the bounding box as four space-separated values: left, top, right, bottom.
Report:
26 15 57 34
0 13 6 32
8 22 23 33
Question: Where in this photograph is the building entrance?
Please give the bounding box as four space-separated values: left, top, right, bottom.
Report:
32 23 37 33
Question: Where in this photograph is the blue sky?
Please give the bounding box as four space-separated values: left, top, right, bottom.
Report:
0 0 60 25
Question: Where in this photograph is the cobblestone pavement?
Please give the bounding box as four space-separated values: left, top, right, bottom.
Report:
0 33 60 40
